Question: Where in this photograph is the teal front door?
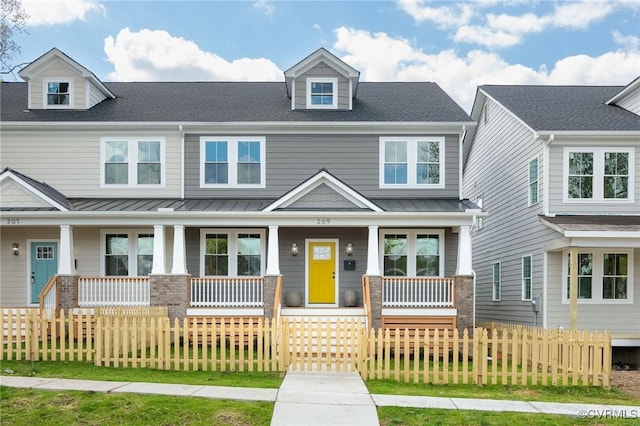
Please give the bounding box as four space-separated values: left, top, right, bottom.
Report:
31 242 58 304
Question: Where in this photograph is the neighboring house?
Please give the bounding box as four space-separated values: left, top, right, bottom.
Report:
462 80 640 364
0 48 480 333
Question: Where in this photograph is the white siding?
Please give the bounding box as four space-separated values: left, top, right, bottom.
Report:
0 129 182 198
0 181 50 208
614 86 640 115
546 249 640 336
463 99 558 326
548 139 640 214
30 57 86 109
87 82 108 108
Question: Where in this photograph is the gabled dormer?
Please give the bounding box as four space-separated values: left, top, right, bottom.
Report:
605 76 640 116
284 48 360 111
18 48 115 110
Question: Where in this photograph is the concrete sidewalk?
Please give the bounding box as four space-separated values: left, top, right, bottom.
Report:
271 371 379 426
2 373 639 424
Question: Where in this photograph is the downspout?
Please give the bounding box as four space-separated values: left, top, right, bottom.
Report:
179 124 185 199
459 126 467 201
542 133 554 217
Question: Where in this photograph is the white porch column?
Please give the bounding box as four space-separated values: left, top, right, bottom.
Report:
171 225 187 274
266 225 280 275
58 225 75 275
456 225 473 275
151 225 166 274
366 225 380 275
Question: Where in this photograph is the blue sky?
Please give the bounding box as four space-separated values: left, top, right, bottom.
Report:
9 0 640 112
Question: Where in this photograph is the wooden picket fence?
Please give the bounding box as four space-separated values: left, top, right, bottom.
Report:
0 309 611 387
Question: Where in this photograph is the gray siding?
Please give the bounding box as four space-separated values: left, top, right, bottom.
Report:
546 249 640 335
294 63 350 110
547 140 640 214
463 99 558 326
185 133 460 199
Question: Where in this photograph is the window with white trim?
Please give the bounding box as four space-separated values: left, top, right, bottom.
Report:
528 157 539 206
200 229 265 276
380 137 445 188
200 137 265 187
306 77 337 109
522 255 532 300
475 195 484 230
380 229 444 277
101 138 165 187
102 231 154 276
563 249 633 304
492 262 501 301
44 78 73 108
563 147 634 202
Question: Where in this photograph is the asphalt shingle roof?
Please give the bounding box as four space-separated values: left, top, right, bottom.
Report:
480 85 640 131
0 81 472 123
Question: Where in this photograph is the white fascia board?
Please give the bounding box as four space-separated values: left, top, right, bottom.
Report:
563 230 640 239
1 121 475 134
4 210 478 228
535 130 640 138
605 76 640 105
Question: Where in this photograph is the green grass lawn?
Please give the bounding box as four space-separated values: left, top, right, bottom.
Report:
1 386 273 426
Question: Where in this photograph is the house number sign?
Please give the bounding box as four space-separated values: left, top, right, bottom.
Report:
316 218 331 225
6 218 20 225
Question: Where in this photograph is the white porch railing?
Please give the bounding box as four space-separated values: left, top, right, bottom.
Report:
77 277 150 307
190 277 264 308
382 276 455 308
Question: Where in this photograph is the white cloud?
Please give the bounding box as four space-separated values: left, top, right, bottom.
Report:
253 0 274 16
333 26 640 112
612 30 640 51
23 0 104 26
398 0 637 49
103 28 283 82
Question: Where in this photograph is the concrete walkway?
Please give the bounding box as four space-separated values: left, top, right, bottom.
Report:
2 373 639 424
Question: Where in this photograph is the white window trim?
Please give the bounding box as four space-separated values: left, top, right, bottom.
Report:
306 77 338 109
199 137 266 188
562 147 635 203
100 229 154 277
379 137 446 188
378 229 445 277
562 248 634 305
522 255 532 301
43 78 74 109
475 195 484 231
528 156 539 206
492 262 501 302
199 229 266 277
100 137 166 188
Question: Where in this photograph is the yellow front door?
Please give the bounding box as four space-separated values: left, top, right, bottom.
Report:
308 241 336 304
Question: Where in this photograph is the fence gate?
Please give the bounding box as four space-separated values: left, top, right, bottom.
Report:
280 318 368 372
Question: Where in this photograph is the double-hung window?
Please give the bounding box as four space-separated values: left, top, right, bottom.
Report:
380 137 445 188
201 229 265 276
103 231 154 276
564 249 633 304
200 137 265 187
380 230 444 277
306 78 337 109
563 147 634 202
528 157 539 206
101 138 165 187
44 78 73 108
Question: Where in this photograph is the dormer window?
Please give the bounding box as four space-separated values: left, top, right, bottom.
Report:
44 78 73 108
307 78 337 109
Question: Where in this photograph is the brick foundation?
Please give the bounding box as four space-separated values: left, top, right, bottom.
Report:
454 275 474 334
263 275 280 320
57 275 78 310
150 274 190 322
367 275 383 330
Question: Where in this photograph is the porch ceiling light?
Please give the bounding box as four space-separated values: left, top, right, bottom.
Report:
11 243 19 256
346 242 354 256
290 243 299 256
